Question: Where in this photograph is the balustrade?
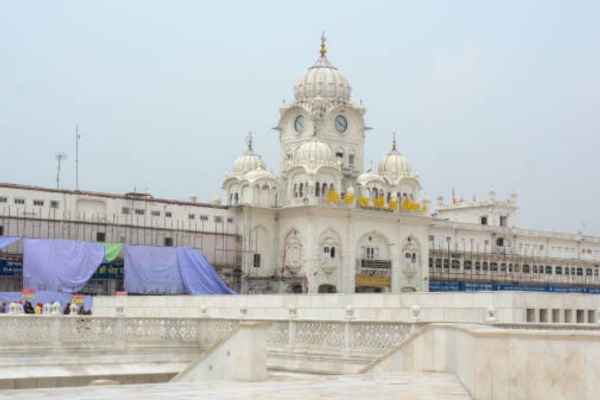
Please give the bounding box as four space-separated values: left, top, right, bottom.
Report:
0 315 416 358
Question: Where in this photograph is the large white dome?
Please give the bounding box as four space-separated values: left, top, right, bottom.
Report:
295 136 335 168
294 55 351 104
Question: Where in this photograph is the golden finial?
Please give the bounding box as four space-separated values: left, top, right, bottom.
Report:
245 132 253 151
320 31 326 56
392 132 397 150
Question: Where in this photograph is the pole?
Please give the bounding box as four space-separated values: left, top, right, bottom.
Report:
76 125 80 191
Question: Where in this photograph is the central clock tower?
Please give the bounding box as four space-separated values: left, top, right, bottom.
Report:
274 33 369 183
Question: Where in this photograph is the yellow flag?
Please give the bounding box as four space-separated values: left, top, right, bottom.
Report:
389 200 399 210
327 190 340 203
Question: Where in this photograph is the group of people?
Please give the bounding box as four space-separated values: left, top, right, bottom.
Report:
0 300 91 315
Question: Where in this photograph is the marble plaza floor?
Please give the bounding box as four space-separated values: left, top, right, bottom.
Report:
0 372 472 400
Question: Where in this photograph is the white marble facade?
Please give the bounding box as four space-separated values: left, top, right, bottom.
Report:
0 35 599 295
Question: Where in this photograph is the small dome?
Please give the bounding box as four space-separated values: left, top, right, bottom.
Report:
357 170 385 185
234 150 265 175
378 148 411 180
243 167 277 182
295 136 335 168
233 134 266 176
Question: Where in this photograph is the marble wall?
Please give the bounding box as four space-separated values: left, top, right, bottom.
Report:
92 292 600 324
365 323 600 400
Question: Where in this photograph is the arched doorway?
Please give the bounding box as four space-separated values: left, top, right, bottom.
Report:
318 284 337 293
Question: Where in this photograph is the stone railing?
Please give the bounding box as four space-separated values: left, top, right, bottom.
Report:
0 315 416 358
0 316 206 344
265 318 415 357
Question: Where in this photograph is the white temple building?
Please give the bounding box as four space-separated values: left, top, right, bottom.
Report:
0 34 598 295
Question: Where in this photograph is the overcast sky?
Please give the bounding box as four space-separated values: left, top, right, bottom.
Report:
1 1 599 236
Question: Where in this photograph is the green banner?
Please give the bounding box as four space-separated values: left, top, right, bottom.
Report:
102 242 124 263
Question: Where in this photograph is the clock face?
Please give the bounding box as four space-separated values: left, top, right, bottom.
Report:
294 115 305 133
334 115 348 133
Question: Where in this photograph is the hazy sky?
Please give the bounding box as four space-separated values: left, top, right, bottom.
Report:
1 1 599 236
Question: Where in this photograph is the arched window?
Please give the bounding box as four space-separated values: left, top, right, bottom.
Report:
322 183 327 198
409 193 414 202
373 188 378 198
475 261 481 271
483 262 488 271
464 260 472 270
315 182 320 197
577 267 583 276
555 266 562 275
329 183 334 192
299 183 304 197
586 268 592 276
564 267 570 276
522 264 530 273
293 184 297 198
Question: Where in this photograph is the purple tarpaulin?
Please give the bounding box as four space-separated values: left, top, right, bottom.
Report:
0 237 19 250
23 239 105 293
177 247 236 295
124 245 185 294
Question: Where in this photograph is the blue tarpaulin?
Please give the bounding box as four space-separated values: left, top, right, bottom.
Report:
23 239 105 293
178 247 236 295
124 245 185 294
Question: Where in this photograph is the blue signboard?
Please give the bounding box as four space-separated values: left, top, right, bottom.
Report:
0 259 23 276
430 280 600 295
91 263 124 279
0 258 123 279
